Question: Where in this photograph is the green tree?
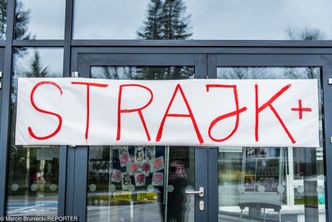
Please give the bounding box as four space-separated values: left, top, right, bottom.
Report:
137 0 192 79
0 0 30 40
138 0 192 40
101 66 115 79
0 0 7 39
137 0 163 39
160 0 192 40
0 0 30 57
25 50 48 78
14 0 31 40
99 66 136 80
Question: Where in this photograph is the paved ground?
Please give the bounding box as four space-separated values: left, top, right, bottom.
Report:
7 197 195 222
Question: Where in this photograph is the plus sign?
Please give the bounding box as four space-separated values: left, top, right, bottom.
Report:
291 99 312 120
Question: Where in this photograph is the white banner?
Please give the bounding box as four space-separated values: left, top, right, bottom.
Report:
15 78 319 147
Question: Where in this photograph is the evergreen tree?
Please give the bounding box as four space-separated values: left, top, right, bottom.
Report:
102 66 113 79
137 0 163 40
0 0 30 56
136 0 165 79
12 51 46 103
160 0 192 40
138 0 192 40
99 66 136 80
14 0 31 56
25 50 48 78
14 0 30 40
0 0 6 39
137 0 192 79
0 0 30 40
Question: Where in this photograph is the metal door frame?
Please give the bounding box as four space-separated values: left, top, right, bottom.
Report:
0 47 7 215
68 48 332 222
68 51 209 222
0 44 330 221
208 53 332 222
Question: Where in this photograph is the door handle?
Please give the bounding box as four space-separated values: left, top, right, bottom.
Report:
185 186 204 197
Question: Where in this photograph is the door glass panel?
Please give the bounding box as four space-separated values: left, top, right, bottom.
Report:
7 48 63 216
217 67 325 222
14 0 66 39
91 66 195 80
87 66 196 222
73 0 332 40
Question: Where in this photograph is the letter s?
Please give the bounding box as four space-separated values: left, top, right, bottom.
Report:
28 81 63 140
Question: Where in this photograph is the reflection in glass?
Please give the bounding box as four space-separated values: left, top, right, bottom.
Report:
73 0 147 39
91 66 194 80
0 0 7 40
217 67 325 222
88 147 195 222
73 0 332 40
6 48 64 216
137 0 192 40
87 66 196 222
14 0 30 40
15 0 65 39
217 67 320 80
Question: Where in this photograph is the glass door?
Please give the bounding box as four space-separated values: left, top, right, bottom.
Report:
69 52 209 222
208 54 332 222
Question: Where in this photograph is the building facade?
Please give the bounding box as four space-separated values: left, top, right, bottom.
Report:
0 0 332 221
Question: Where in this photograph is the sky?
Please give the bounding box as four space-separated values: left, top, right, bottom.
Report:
14 48 64 78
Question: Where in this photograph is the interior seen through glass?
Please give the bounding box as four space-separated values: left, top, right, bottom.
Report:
217 67 325 222
6 48 63 216
5 61 325 222
87 66 196 222
88 146 195 222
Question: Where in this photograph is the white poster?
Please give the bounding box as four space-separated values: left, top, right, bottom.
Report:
15 78 319 147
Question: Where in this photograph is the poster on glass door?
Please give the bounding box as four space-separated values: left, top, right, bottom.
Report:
15 78 319 147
